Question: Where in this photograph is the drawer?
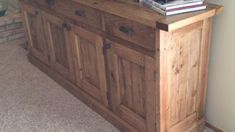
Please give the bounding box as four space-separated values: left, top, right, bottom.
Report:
104 14 155 51
20 0 37 6
37 0 102 30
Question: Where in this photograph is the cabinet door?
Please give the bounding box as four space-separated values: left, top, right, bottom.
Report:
106 42 157 132
71 26 108 106
42 12 75 82
21 4 49 65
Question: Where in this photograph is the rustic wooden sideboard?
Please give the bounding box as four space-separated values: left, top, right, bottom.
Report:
19 0 223 131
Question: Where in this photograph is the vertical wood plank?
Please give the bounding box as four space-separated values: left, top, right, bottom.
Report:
145 56 157 132
159 29 172 132
96 35 109 107
197 18 213 119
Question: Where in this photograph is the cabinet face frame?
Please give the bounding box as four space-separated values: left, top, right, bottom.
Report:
71 25 109 107
21 4 49 65
106 42 157 132
42 12 75 82
20 1 220 131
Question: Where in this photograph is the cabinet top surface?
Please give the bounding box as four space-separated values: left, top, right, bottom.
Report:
72 0 223 31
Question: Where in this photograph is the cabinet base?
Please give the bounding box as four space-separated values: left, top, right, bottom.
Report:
28 54 138 132
189 119 205 132
28 54 205 132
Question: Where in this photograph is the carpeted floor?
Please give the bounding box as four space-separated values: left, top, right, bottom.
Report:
0 41 214 132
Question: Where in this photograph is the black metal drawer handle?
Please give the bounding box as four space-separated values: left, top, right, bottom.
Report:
34 8 40 15
62 22 72 31
35 1 40 15
45 0 55 7
119 26 134 36
74 10 86 17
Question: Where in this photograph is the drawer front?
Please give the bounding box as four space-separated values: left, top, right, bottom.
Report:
104 14 155 51
20 0 37 6
37 0 102 29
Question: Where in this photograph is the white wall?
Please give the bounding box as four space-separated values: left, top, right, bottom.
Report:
205 0 235 131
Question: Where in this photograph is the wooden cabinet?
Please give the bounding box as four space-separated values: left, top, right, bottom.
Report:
42 12 75 82
20 0 223 132
21 4 49 65
106 42 156 132
71 25 108 106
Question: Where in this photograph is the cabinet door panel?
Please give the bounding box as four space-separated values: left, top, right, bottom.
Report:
106 43 157 132
72 26 108 106
42 12 75 82
21 4 49 65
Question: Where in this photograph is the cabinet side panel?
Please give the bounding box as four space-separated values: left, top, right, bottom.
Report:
196 18 213 120
160 19 212 132
168 22 203 127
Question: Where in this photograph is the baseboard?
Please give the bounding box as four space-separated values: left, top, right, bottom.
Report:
205 122 223 132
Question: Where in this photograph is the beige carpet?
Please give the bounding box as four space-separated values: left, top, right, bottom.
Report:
0 41 214 132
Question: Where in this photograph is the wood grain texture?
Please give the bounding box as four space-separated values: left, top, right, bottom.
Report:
158 19 213 132
37 0 102 30
71 25 108 106
159 29 171 132
106 42 157 132
42 12 75 82
104 13 155 51
196 18 213 119
71 0 223 31
28 54 138 132
156 4 221 31
20 0 223 31
20 0 222 131
21 4 49 65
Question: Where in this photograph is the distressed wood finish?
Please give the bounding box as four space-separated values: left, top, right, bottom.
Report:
71 25 108 106
159 19 212 132
106 41 157 132
104 14 155 51
20 0 223 131
37 0 103 30
21 4 49 65
42 12 75 82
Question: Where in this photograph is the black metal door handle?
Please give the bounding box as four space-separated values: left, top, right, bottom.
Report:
74 10 86 17
102 43 112 55
119 26 134 36
103 43 112 50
